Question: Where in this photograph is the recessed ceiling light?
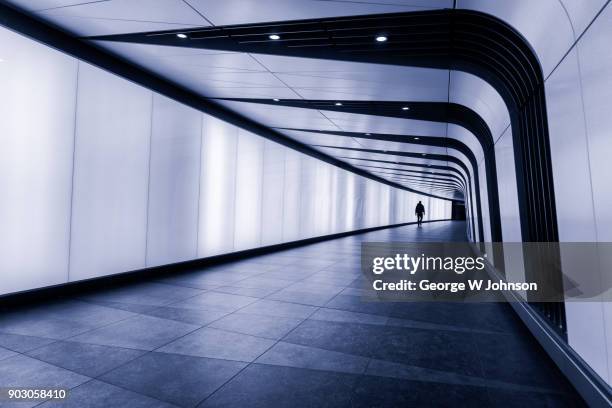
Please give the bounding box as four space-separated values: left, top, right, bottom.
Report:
269 34 281 40
273 98 280 102
402 106 410 111
176 33 188 39
375 35 388 42
335 102 343 106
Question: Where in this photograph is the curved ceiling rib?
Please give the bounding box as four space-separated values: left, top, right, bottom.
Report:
89 8 558 243
317 143 481 240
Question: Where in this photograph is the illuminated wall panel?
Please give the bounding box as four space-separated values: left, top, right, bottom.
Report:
0 28 77 295
282 149 302 242
234 130 264 250
313 162 332 236
261 140 286 246
298 156 317 239
69 62 152 281
198 115 237 256
146 94 202 267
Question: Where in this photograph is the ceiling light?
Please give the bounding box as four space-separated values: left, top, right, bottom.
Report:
375 35 388 42
335 102 343 106
273 98 280 102
269 34 281 40
402 106 410 111
176 33 188 39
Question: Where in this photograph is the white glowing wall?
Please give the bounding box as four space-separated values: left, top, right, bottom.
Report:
0 26 451 296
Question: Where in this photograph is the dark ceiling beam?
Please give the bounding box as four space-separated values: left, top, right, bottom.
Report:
340 156 468 192
368 171 463 188
354 164 463 186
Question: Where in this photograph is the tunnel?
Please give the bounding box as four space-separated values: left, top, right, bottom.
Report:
0 0 611 406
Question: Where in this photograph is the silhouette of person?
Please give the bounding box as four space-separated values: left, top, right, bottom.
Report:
415 201 425 227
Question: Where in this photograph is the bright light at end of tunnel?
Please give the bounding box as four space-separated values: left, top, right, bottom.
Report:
402 106 410 111
269 34 281 40
335 102 343 106
176 33 188 39
376 35 388 42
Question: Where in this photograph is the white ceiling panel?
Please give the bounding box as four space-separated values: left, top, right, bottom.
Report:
349 161 458 178
215 101 339 130
559 0 608 38
23 0 211 36
186 0 450 26
3 0 105 11
318 111 447 137
350 139 447 156
251 54 449 101
279 129 364 150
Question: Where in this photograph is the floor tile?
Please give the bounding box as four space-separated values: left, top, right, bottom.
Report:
232 276 294 290
0 332 56 353
0 346 18 361
69 315 198 351
239 299 318 319
0 354 90 389
26 341 146 377
209 312 303 340
168 292 258 312
256 342 369 374
352 374 491 407
309 308 388 326
140 306 229 326
100 352 246 407
157 327 275 362
266 290 337 306
212 285 280 298
38 379 176 408
200 364 357 408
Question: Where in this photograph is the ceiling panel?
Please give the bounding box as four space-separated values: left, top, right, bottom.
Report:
318 110 448 137
186 0 451 25
215 100 339 130
10 0 211 36
279 129 364 149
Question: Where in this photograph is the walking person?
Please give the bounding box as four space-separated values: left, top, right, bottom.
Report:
415 201 425 227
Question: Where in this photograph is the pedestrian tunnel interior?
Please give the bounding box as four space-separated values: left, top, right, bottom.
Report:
1 1 612 406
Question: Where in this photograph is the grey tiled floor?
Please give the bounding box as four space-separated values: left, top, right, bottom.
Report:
0 221 583 407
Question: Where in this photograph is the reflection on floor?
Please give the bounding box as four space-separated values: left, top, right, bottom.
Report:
0 221 583 407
